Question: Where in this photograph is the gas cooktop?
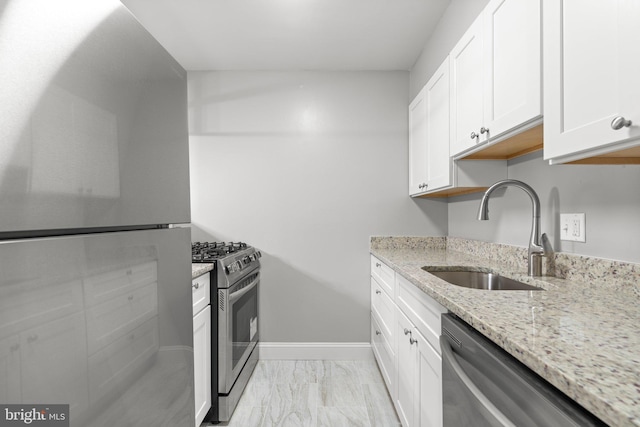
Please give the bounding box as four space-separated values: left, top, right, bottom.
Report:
191 241 250 262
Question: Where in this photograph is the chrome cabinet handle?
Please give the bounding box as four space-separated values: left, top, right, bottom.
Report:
409 337 418 345
418 183 428 190
470 131 479 139
192 282 200 289
375 330 381 336
611 116 632 130
480 127 489 134
375 290 381 295
404 328 411 336
375 263 381 268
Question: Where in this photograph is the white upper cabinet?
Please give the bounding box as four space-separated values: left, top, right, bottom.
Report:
543 0 640 164
450 0 542 158
483 0 541 140
409 57 452 196
425 58 452 193
409 86 429 196
450 15 485 157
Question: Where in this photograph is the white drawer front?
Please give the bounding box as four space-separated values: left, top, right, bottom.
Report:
396 274 447 353
192 273 210 316
370 255 395 297
371 313 395 394
371 278 395 342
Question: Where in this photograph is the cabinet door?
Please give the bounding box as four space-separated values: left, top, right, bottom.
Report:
450 14 485 156
415 329 442 427
193 305 212 427
21 312 89 419
395 309 418 427
425 57 452 192
409 87 428 195
543 0 640 163
483 0 541 139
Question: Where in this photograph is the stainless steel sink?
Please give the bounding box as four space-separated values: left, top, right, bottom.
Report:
423 268 543 291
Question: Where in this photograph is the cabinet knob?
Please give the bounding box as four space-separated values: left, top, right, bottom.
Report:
409 337 418 345
470 131 479 139
611 116 632 130
480 127 489 134
192 283 200 289
375 290 381 295
375 263 381 268
375 330 381 336
403 328 411 336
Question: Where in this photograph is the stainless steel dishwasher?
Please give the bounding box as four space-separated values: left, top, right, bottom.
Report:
440 314 607 427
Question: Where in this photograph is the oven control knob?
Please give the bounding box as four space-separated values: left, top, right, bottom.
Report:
256 251 262 258
243 256 251 264
235 261 243 270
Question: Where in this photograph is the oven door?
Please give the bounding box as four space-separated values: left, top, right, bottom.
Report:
218 270 259 394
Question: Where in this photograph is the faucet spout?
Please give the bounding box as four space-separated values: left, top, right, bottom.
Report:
477 179 546 276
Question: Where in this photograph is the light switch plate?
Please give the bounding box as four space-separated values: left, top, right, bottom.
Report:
560 213 586 242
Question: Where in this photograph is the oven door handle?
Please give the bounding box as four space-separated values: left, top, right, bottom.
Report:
229 275 259 303
440 336 517 427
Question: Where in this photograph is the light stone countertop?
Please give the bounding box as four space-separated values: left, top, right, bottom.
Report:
371 237 640 427
191 263 214 280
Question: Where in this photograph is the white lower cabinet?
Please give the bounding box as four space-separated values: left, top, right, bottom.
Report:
416 327 442 427
396 309 418 427
370 256 446 427
193 273 211 427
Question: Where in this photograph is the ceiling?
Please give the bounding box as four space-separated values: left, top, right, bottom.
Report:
120 0 450 71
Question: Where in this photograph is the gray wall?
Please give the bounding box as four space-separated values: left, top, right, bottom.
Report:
448 153 640 263
188 71 447 343
410 0 640 263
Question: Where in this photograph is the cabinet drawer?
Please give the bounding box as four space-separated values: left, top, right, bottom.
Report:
84 261 158 307
396 274 447 353
86 283 158 354
192 273 210 316
371 278 395 342
371 313 395 395
370 255 395 297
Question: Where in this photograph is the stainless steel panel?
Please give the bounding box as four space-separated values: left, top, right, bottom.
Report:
441 314 606 427
0 227 194 427
218 272 260 394
0 0 190 233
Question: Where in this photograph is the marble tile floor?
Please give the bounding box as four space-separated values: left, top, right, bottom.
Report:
204 359 401 427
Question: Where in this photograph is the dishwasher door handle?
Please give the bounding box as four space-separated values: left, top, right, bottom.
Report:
441 336 517 427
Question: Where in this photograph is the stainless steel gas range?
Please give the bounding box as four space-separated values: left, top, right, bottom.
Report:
192 242 261 423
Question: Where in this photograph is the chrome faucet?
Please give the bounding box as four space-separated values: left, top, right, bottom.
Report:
477 179 547 276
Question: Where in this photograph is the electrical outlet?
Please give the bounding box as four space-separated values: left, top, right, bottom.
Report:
560 213 586 242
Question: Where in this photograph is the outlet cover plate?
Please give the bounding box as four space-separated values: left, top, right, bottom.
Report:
560 213 586 242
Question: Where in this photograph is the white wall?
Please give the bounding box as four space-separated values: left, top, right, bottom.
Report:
188 71 447 343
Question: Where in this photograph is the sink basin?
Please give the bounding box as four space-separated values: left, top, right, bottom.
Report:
423 268 543 291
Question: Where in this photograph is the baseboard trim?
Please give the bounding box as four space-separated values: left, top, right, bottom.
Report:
258 342 373 360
